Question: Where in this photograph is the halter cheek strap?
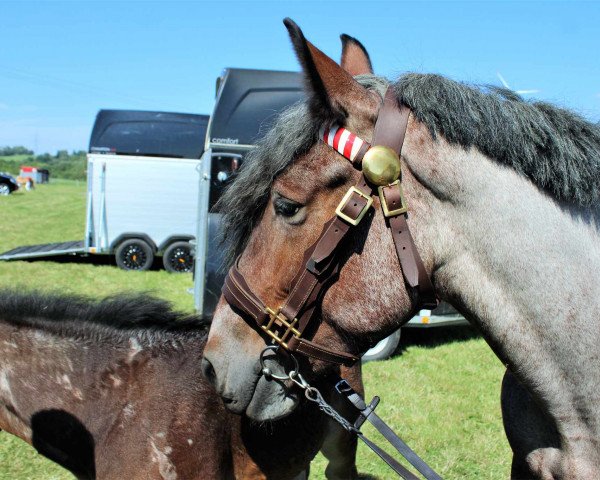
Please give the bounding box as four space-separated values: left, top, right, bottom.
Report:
222 86 438 366
320 90 436 301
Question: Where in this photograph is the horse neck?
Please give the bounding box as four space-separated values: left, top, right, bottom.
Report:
0 320 203 443
403 120 600 436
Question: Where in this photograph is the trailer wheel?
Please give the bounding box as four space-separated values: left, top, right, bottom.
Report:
362 329 401 363
163 241 193 273
115 239 154 271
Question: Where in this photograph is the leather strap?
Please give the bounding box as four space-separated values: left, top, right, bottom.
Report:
353 141 371 167
346 92 437 310
223 267 269 325
280 175 372 324
336 379 443 480
223 260 359 366
380 181 437 309
373 87 410 153
288 337 357 365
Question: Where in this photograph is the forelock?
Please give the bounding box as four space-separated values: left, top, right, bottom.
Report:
216 74 389 267
215 102 317 267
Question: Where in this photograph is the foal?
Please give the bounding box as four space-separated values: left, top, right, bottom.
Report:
0 291 360 479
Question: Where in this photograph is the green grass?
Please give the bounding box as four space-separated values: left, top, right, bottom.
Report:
0 181 512 479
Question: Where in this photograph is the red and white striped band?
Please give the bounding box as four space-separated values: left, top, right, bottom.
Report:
320 125 369 163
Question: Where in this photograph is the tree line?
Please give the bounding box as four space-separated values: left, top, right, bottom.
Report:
0 146 34 156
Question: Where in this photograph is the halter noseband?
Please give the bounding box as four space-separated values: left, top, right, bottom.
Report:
222 87 438 366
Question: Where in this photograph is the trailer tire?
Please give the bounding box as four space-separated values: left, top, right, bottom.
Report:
163 241 193 273
362 329 401 363
115 239 154 271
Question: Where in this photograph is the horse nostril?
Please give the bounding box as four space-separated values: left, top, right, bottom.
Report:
201 358 217 387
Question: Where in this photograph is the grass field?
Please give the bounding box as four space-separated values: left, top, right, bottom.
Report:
0 181 512 479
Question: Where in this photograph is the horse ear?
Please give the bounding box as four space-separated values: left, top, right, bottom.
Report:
340 34 373 76
283 18 378 125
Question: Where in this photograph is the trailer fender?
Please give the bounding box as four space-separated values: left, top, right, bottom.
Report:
159 235 195 254
110 233 158 254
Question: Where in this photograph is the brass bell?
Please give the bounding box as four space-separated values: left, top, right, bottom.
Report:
361 145 401 186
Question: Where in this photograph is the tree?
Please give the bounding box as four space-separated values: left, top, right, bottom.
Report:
0 146 34 156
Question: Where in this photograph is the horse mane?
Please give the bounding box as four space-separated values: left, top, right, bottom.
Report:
0 290 208 344
394 73 600 207
216 73 600 266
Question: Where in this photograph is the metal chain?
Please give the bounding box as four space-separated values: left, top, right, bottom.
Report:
257 347 441 480
303 384 359 434
259 347 360 435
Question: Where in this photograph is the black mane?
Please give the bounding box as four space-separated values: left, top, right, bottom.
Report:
0 290 208 343
216 73 600 266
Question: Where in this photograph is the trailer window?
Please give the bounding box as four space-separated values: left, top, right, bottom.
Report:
94 121 205 159
209 154 242 208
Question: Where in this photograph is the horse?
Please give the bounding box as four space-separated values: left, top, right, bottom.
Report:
202 18 600 480
16 176 34 190
0 291 362 479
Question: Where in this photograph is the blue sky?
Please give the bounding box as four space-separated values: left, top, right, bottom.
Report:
1 0 598 154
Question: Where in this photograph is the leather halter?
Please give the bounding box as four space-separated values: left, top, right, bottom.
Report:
223 87 438 366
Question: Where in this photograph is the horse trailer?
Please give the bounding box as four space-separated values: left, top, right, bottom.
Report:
19 166 49 184
19 165 50 184
0 110 209 272
192 68 468 361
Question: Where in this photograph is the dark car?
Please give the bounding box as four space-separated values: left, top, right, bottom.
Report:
0 172 19 195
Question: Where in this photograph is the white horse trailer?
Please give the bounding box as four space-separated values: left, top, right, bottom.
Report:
192 68 468 361
0 110 209 272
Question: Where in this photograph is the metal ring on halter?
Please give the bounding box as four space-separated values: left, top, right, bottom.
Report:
259 345 300 381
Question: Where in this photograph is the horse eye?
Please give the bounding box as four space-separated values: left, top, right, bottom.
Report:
274 198 302 218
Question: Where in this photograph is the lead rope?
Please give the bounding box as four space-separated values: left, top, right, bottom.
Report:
259 347 443 480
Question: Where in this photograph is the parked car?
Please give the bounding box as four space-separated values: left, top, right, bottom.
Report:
0 172 19 195
361 303 468 362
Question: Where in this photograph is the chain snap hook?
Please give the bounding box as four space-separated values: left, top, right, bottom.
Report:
289 370 310 390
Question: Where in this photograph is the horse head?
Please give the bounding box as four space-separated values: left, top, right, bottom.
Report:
202 19 440 421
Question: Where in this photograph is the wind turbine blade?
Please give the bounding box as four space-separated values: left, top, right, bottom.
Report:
515 89 539 95
497 72 510 89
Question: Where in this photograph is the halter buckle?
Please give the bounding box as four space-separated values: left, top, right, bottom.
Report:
262 307 301 349
378 180 408 217
335 187 373 226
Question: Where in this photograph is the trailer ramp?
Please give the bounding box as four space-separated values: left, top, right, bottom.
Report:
0 241 85 261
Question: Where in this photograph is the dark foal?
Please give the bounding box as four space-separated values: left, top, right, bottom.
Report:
0 292 360 479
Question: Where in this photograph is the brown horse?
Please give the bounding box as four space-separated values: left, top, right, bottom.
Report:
202 19 600 480
0 291 361 479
